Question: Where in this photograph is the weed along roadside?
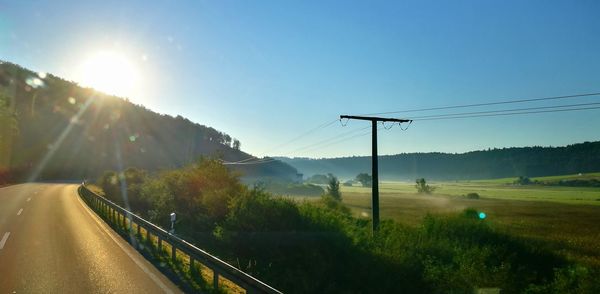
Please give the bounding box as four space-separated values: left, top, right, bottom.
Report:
78 184 282 294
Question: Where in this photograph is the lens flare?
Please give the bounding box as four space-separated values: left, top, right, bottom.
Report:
78 50 140 99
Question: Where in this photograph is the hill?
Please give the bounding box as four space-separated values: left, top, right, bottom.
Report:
278 141 600 181
0 61 299 182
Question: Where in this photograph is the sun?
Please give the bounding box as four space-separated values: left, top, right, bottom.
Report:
78 50 140 99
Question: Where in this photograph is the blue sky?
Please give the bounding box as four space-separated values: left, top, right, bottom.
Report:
2 0 599 158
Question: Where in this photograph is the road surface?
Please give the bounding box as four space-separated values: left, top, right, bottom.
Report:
0 183 182 293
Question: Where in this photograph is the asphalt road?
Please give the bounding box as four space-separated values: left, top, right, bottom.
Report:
0 183 182 293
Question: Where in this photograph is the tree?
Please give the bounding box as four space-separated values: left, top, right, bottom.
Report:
223 134 232 146
0 94 17 169
514 176 531 185
415 178 435 194
326 173 341 201
232 139 241 150
306 174 330 185
355 173 372 187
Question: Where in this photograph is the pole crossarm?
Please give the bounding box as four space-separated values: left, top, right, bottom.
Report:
340 115 412 123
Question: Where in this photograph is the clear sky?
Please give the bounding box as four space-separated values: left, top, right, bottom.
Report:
2 0 599 158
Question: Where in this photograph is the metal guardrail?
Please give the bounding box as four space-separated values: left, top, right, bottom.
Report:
78 184 282 294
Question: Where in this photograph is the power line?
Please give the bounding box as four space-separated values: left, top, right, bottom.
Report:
227 105 599 160
262 119 339 154
220 157 264 164
226 92 600 160
221 158 279 165
225 124 371 162
361 92 600 116
221 119 339 165
414 105 600 121
300 126 387 153
407 101 600 120
288 125 371 154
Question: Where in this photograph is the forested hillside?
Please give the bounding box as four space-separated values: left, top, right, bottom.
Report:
0 61 298 182
280 141 600 181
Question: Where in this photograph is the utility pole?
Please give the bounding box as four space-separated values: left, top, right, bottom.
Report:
340 115 412 233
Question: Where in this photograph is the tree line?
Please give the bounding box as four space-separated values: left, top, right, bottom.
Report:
280 141 600 180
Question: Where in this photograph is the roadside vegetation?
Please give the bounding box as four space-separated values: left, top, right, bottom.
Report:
96 158 600 293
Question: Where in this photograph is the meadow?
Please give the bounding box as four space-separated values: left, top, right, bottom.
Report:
324 175 600 267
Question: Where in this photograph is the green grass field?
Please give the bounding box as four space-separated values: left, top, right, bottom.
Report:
291 175 600 267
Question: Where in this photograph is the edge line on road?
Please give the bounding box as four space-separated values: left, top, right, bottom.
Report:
74 187 176 294
0 232 10 250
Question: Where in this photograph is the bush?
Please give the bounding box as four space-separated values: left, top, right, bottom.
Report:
514 176 532 185
416 178 436 194
465 192 480 199
225 188 304 232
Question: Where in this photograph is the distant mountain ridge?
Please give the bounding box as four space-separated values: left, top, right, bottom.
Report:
0 61 299 181
278 141 600 181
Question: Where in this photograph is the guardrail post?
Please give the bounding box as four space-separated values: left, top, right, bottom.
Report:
213 270 219 289
137 222 141 236
190 257 195 274
171 243 177 262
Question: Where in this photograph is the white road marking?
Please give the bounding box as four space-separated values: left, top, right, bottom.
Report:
0 232 10 250
27 197 31 202
75 188 176 293
17 208 23 216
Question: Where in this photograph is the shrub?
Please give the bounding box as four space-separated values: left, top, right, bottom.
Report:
514 176 532 185
326 174 341 201
416 178 436 194
465 192 480 199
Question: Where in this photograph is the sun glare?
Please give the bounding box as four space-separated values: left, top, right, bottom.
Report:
79 51 140 99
